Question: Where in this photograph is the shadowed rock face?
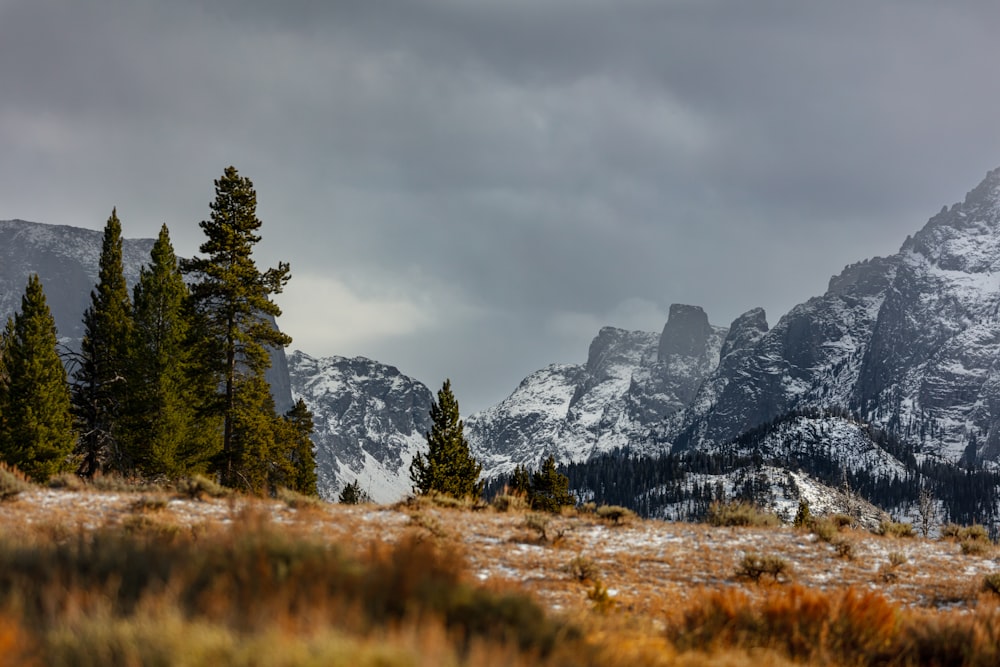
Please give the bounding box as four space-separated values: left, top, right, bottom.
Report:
667 167 1000 464
659 304 713 360
0 219 294 412
720 308 768 361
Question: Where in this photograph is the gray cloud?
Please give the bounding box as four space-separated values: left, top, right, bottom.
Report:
3 1 1000 411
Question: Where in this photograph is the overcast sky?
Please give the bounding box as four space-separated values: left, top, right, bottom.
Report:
3 1 1000 413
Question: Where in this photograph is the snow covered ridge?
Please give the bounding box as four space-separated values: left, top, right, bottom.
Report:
662 167 1000 466
472 167 1000 493
287 350 434 503
467 304 730 476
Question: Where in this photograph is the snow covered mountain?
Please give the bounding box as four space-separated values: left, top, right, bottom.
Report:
287 351 433 502
467 304 728 476
666 167 1000 465
467 167 1000 527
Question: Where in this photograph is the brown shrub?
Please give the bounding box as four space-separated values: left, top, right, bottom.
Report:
565 555 600 584
735 553 790 583
669 585 899 665
0 464 30 501
962 539 992 556
706 501 782 528
596 505 635 525
810 516 839 543
878 521 915 538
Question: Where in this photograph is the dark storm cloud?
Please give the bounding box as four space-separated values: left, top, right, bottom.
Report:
3 0 1000 410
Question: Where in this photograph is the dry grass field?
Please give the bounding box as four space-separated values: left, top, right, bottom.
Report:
2 477 1000 665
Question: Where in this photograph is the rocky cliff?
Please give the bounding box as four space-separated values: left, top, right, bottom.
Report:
287 351 433 502
467 304 728 475
667 167 1000 464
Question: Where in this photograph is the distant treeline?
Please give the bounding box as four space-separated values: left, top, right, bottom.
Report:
494 407 1000 527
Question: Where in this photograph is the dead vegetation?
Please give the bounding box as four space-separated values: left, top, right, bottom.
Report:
1 483 1000 665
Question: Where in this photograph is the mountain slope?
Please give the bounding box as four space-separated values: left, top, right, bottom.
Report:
0 219 153 341
468 304 728 475
667 168 1000 464
287 350 433 502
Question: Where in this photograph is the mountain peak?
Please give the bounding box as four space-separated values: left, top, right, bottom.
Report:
902 167 1000 273
658 303 712 360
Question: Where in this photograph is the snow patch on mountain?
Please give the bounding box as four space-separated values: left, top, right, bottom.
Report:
287 350 433 503
468 305 728 476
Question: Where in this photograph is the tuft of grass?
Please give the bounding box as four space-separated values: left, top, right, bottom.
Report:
129 495 168 513
565 555 601 584
0 464 31 501
947 524 992 557
276 487 324 510
519 513 569 544
88 474 142 493
878 551 908 583
983 573 1000 596
962 539 992 556
407 511 449 539
878 521 915 538
414 492 475 511
491 493 529 513
176 474 231 500
48 472 86 491
832 537 856 560
669 585 900 666
706 501 781 528
595 505 635 525
587 580 616 614
810 516 840 543
735 553 790 583
888 551 908 568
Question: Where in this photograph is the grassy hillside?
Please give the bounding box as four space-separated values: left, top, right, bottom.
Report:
2 472 1000 665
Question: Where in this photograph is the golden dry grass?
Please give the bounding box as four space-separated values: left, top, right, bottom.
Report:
2 486 1000 665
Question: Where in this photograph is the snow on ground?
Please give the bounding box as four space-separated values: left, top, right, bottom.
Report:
2 488 997 617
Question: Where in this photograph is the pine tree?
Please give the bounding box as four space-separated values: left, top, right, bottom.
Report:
509 464 531 496
410 379 483 498
0 318 13 459
282 399 318 495
228 374 281 494
128 224 216 479
182 167 292 489
0 276 75 481
338 480 369 504
72 209 133 477
529 455 575 512
794 498 812 528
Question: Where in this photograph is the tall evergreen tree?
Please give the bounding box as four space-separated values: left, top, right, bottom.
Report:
282 399 318 495
0 318 13 457
181 166 292 489
0 276 75 481
410 379 483 498
529 455 575 512
73 209 133 477
128 224 215 478
228 374 281 494
509 464 531 496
